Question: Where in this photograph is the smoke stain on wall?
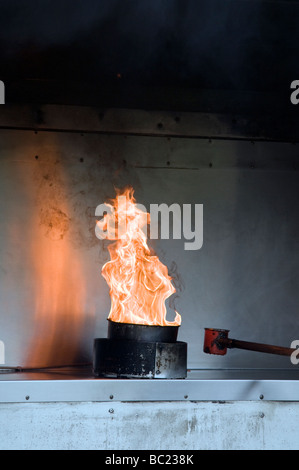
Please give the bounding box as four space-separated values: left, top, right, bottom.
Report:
25 144 93 367
39 206 70 241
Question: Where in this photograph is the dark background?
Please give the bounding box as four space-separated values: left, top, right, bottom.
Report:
0 0 298 116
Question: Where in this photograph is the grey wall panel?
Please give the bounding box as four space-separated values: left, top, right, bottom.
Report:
0 128 298 369
2 400 299 450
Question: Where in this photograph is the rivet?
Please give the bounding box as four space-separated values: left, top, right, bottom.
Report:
109 395 114 399
109 408 114 414
25 395 30 400
259 394 264 400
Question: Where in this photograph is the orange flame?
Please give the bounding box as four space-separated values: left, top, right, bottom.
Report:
99 187 181 326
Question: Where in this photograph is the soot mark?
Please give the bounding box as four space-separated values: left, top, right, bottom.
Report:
39 206 70 241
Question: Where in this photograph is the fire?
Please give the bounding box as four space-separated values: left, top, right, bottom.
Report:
24 150 90 368
99 187 181 326
27 237 87 367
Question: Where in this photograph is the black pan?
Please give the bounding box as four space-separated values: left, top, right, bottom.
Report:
107 319 179 343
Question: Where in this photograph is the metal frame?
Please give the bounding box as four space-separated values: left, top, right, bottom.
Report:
1 369 299 402
0 102 298 142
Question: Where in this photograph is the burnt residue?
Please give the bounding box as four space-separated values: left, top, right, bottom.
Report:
39 206 70 240
203 328 230 356
33 159 72 241
67 156 142 252
32 139 144 252
93 337 187 379
33 155 87 247
107 319 179 343
167 261 185 313
212 331 229 351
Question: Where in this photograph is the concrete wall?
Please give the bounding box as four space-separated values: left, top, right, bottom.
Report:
0 400 298 450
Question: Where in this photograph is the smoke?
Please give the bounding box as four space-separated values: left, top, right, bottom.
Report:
0 0 113 50
0 0 298 91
